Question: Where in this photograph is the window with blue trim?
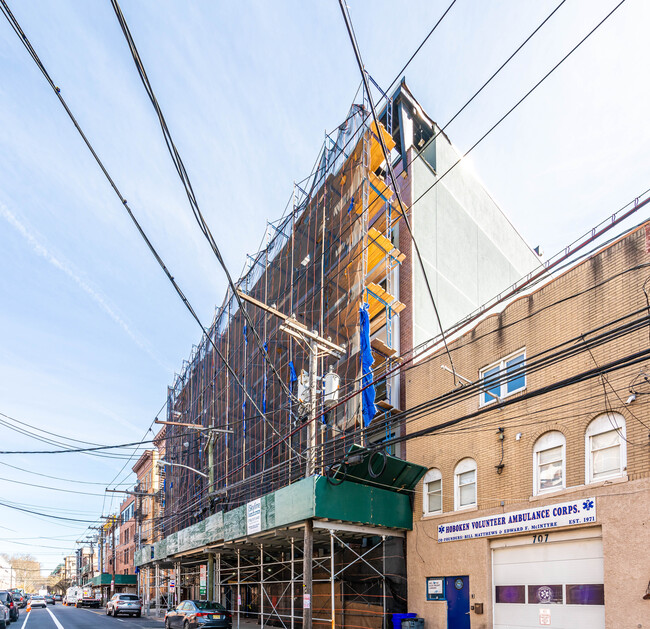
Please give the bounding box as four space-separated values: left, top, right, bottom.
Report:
479 350 526 405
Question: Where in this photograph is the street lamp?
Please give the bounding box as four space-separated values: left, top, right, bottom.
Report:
157 460 208 478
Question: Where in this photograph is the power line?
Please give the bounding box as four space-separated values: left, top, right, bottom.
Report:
409 0 629 211
0 0 301 461
275 0 568 328
0 460 132 486
0 501 97 522
0 475 109 497
0 438 155 454
110 0 296 401
337 0 459 384
383 0 568 147
381 0 460 99
0 411 106 447
383 345 650 452
210 284 650 490
109 0 299 408
242 218 648 487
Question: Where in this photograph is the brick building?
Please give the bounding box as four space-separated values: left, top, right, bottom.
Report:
405 223 650 628
133 449 159 548
134 83 540 625
116 495 136 578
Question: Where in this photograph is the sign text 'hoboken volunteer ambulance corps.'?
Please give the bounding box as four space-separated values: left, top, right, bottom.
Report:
437 497 596 543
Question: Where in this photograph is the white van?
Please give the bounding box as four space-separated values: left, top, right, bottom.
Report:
64 587 83 606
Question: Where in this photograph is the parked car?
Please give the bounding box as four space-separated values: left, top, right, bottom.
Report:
44 594 55 605
8 593 24 610
8 590 25 609
29 596 47 609
0 600 9 629
164 600 231 629
106 594 142 618
0 593 18 623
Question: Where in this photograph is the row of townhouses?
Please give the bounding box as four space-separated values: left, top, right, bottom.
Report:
85 83 649 628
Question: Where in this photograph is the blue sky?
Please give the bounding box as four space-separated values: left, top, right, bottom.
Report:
0 0 649 571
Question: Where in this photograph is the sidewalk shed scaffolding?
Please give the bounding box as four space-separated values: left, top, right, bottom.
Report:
136 459 426 629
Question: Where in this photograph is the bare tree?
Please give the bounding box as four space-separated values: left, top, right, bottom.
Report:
8 555 41 592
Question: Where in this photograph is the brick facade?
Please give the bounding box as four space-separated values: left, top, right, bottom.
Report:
115 495 136 577
404 223 650 627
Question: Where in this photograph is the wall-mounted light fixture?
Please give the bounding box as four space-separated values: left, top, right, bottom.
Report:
495 427 505 474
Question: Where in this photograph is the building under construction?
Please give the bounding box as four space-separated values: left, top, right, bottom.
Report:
134 81 539 628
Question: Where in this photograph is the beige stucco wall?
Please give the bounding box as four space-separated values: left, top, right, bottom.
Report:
407 476 650 628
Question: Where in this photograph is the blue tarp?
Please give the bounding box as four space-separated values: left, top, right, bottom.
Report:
289 361 298 384
262 342 268 413
360 303 376 426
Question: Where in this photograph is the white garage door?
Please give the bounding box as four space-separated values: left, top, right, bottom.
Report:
492 530 605 629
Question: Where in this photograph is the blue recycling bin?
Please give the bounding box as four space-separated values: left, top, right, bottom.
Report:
392 613 416 629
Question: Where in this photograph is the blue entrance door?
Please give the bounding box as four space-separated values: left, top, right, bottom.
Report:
445 576 470 629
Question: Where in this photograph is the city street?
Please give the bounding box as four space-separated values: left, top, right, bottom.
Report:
17 606 163 629
2 2 649 628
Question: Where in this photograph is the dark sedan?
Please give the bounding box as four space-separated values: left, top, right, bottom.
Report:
165 600 231 629
44 594 55 605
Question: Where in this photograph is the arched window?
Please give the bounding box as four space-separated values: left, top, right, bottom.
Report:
422 468 442 515
454 458 477 510
586 413 626 483
533 431 566 495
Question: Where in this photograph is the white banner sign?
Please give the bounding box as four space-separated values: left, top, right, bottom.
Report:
247 497 262 535
437 497 596 543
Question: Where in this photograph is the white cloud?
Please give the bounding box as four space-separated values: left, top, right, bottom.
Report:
0 202 172 372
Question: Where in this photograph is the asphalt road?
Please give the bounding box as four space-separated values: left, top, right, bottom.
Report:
15 605 164 629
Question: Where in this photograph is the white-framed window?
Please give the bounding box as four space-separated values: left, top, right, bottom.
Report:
479 349 526 406
585 412 626 483
422 468 442 515
454 458 477 510
533 431 566 495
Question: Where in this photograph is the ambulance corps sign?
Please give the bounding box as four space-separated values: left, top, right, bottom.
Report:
437 497 596 543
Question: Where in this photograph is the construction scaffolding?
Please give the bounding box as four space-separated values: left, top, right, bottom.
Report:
175 524 407 629
160 94 408 539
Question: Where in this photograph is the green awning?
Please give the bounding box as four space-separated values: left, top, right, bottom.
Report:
328 444 427 492
88 573 137 587
136 453 425 568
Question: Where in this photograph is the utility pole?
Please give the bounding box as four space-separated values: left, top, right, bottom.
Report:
112 521 116 595
302 337 321 629
235 289 344 629
89 526 104 576
100 515 117 596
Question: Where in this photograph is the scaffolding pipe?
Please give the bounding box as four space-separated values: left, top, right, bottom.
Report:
260 544 264 628
216 553 221 605
291 538 295 629
382 536 386 629
208 553 214 601
303 520 313 629
330 530 335 629
155 564 160 616
176 563 180 607
237 548 241 629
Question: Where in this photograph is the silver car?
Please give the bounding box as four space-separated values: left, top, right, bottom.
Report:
106 594 142 617
0 601 8 629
